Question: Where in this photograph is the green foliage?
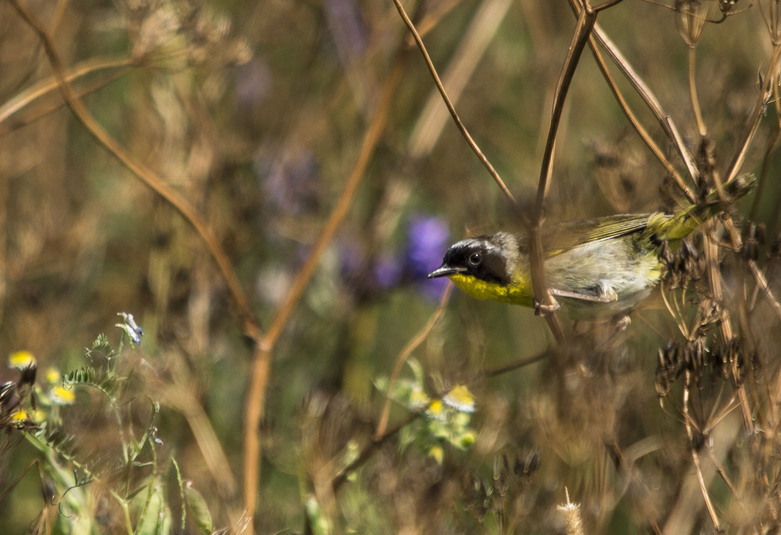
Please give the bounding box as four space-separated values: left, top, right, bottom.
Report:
377 359 477 463
1 319 218 534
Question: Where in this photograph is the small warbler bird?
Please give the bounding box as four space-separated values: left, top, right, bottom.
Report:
428 175 755 318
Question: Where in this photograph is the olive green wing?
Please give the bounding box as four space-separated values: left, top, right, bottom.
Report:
542 213 665 256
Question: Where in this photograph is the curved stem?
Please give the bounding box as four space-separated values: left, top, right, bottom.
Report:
688 46 707 138
375 284 452 440
242 43 409 531
392 0 517 206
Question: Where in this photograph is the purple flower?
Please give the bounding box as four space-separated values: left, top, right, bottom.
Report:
405 215 450 301
405 215 450 278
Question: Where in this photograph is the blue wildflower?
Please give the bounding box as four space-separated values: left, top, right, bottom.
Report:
116 312 144 345
405 215 450 300
405 215 450 278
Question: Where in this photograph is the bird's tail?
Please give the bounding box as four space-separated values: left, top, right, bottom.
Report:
654 173 756 241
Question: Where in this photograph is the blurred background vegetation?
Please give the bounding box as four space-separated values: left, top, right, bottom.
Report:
1 0 781 533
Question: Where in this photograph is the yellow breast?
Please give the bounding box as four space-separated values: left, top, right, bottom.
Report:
449 273 534 307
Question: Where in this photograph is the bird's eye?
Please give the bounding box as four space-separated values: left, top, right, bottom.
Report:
468 252 482 266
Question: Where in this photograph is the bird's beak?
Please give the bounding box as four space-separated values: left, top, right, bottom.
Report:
427 265 463 279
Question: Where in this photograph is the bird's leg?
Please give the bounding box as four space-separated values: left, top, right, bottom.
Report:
549 284 618 304
533 295 561 315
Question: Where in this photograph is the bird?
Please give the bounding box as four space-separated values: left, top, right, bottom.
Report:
427 174 755 319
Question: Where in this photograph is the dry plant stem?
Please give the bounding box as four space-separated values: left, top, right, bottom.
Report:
332 412 418 494
748 259 781 323
725 43 781 182
481 349 549 378
8 0 258 339
374 284 452 440
242 53 408 531
530 1 613 340
391 0 517 205
704 230 753 431
582 31 686 193
408 0 512 158
682 372 722 531
604 442 662 534
590 24 698 199
0 55 133 126
687 46 707 138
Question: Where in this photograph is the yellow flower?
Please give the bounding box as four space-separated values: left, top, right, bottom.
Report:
443 384 476 413
46 368 61 384
10 409 27 421
427 399 444 418
50 385 75 405
9 351 36 370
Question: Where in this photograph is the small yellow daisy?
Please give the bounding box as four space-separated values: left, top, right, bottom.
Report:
427 399 445 419
50 385 75 405
46 368 61 384
9 351 36 370
443 384 476 413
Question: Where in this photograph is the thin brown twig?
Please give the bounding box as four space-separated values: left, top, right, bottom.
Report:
724 43 781 183
0 55 133 127
572 37 685 186
331 412 418 494
681 372 722 531
688 46 707 138
241 46 410 531
391 0 517 206
590 23 698 199
375 284 452 440
408 0 512 159
529 1 615 340
748 259 781 323
571 2 687 195
480 350 549 379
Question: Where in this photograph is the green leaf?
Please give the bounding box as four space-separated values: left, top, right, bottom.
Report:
131 483 166 535
184 482 213 535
